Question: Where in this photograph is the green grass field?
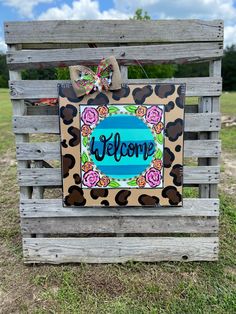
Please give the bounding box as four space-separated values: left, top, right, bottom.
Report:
0 88 236 313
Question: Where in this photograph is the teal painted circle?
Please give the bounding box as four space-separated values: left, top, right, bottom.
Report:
89 114 156 180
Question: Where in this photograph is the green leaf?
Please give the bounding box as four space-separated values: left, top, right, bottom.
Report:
108 181 121 188
125 105 137 113
83 136 88 147
155 149 163 159
108 106 119 114
81 152 89 164
156 133 164 145
127 179 137 186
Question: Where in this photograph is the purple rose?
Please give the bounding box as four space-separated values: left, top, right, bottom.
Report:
83 170 100 187
145 167 161 187
146 106 162 124
82 107 99 125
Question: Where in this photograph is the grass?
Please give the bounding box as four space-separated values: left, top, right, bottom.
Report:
0 88 236 313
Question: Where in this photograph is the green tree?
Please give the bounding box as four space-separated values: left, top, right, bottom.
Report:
128 9 176 79
222 45 236 91
0 53 9 87
131 8 150 20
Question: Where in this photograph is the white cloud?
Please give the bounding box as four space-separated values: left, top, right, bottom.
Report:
38 0 130 20
1 0 53 18
0 37 7 53
225 25 236 47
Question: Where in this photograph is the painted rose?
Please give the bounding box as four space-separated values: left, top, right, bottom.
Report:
81 124 92 137
97 105 108 117
153 122 164 134
145 167 161 187
82 161 93 173
153 159 162 171
136 105 147 117
97 176 110 187
82 107 99 125
83 170 100 187
146 106 162 124
136 175 146 187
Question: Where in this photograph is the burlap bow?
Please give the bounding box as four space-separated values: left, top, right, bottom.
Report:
69 56 121 97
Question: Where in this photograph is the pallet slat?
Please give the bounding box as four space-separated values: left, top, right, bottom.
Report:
16 140 221 161
9 77 222 98
7 42 223 70
13 113 221 134
21 216 218 234
5 20 223 44
18 166 220 186
20 198 219 218
23 237 219 263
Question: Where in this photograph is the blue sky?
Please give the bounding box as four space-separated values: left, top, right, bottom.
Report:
1 0 236 51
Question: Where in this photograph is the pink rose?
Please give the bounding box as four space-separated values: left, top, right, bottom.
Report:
83 170 100 187
82 107 99 125
145 167 161 187
146 106 162 124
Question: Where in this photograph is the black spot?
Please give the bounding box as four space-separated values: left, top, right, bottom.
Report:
112 85 130 100
175 145 181 152
163 147 175 168
62 154 75 178
101 200 109 206
166 119 184 142
170 164 183 186
90 189 108 199
162 186 182 206
60 104 77 125
175 85 185 109
132 85 153 104
58 83 84 103
68 126 80 147
64 186 86 206
165 101 175 112
138 195 160 206
87 93 109 105
73 173 81 184
155 84 175 98
61 139 68 148
115 190 131 206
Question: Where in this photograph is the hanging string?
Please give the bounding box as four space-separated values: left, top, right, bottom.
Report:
135 59 150 80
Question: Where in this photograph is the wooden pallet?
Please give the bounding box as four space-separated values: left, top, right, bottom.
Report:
4 19 223 263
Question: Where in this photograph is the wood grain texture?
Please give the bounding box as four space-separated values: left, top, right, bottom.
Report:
9 77 222 98
17 166 220 186
21 216 218 234
20 198 219 218
4 20 223 44
16 140 221 161
23 237 219 263
13 113 221 134
7 42 223 70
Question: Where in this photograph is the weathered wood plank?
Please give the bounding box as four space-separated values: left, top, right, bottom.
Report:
21 216 218 234
13 113 221 134
209 60 221 198
16 140 221 161
26 104 198 116
5 20 223 44
9 77 222 98
23 237 219 263
7 42 223 70
17 166 220 187
20 198 219 218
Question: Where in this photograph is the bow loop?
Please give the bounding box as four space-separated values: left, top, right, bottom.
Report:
69 56 121 97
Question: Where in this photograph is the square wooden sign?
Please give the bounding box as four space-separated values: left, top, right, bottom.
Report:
59 83 185 207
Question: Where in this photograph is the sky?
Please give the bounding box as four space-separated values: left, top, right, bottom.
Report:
0 0 236 52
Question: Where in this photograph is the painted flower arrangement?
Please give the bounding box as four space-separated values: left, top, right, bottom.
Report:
80 104 164 188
